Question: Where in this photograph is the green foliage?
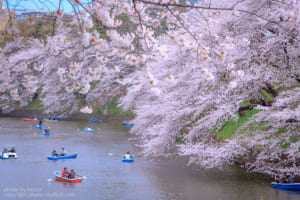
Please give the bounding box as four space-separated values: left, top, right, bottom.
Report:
259 123 268 131
278 84 300 93
253 144 269 151
19 98 44 110
278 140 290 149
261 89 272 100
289 135 299 143
274 128 287 136
175 135 184 144
241 102 253 106
90 80 100 90
217 109 261 140
298 147 300 152
93 99 134 116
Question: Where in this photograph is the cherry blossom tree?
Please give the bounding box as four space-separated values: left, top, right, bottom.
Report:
0 0 299 176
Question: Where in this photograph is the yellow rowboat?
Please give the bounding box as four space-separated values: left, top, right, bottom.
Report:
44 119 58 122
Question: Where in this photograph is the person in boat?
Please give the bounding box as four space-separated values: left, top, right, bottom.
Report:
2 147 8 155
286 175 295 184
44 128 50 134
68 169 76 179
60 147 68 156
275 175 281 183
62 167 70 177
125 151 131 159
52 150 58 157
9 147 16 153
39 120 42 127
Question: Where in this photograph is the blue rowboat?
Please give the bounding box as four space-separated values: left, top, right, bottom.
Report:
271 182 300 190
122 154 134 162
48 153 77 160
79 128 95 132
89 119 99 123
35 125 44 129
43 133 52 136
122 123 134 126
47 117 60 121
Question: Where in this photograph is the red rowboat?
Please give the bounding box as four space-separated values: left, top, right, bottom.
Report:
23 118 38 122
53 171 83 183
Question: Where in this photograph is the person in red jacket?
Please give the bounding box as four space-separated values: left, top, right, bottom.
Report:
62 167 70 177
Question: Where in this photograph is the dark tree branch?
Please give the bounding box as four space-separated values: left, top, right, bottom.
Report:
52 0 62 36
67 0 83 33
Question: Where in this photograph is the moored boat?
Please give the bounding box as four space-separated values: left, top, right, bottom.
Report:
0 152 18 159
53 171 82 183
271 182 300 190
122 154 134 162
23 118 38 122
48 153 77 160
122 122 134 126
89 119 99 123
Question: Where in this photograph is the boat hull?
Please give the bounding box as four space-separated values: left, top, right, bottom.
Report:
89 119 99 123
82 128 95 132
271 182 300 190
53 171 82 183
44 119 58 122
122 159 134 162
35 125 44 129
55 176 82 183
122 154 134 162
23 118 38 122
0 152 18 159
122 123 134 126
48 154 77 160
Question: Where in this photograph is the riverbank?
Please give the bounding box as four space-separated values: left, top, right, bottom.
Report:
0 109 134 123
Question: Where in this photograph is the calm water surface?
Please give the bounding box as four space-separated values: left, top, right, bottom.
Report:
0 117 299 200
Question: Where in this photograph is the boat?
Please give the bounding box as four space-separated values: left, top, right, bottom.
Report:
43 133 52 136
80 128 95 132
34 125 45 129
0 152 18 159
89 119 100 123
23 118 38 122
48 153 77 160
271 182 300 190
34 125 44 129
122 122 134 126
53 171 82 183
44 119 58 122
122 154 134 162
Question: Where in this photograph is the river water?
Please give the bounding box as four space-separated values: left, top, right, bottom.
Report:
0 117 299 200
